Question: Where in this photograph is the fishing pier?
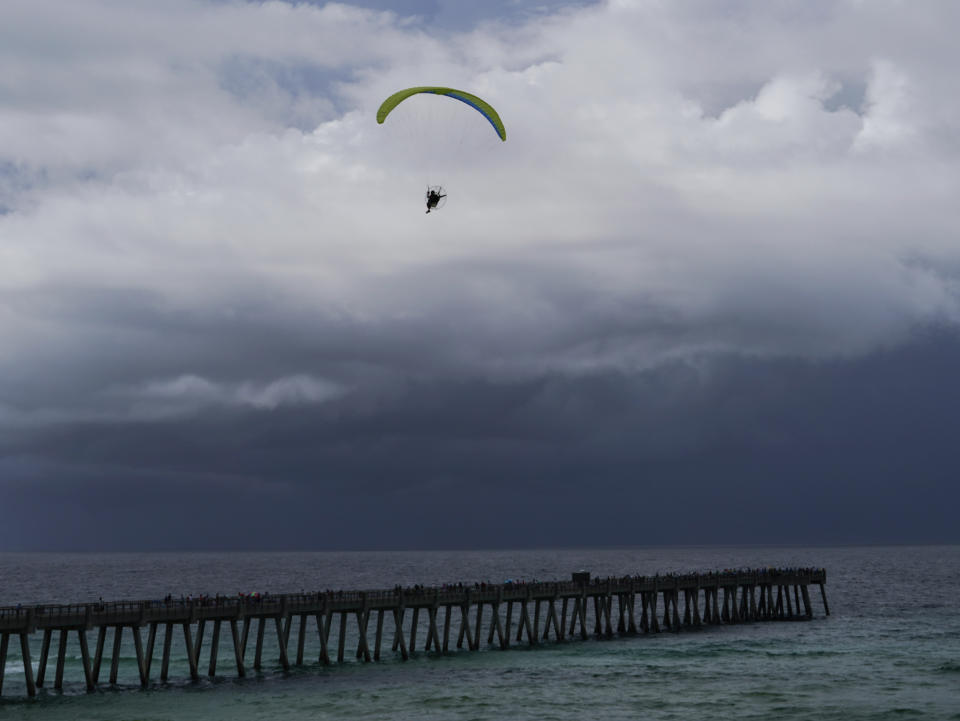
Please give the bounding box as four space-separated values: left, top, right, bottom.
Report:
0 568 828 698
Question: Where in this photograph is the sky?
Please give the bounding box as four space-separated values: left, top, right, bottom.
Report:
1 0 959 551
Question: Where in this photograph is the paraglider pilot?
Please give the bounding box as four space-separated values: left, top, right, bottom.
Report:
426 189 446 213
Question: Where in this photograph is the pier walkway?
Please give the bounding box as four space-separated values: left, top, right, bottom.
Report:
0 568 827 698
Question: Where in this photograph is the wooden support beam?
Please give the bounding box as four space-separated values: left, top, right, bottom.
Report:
53 629 68 690
316 613 331 665
296 614 307 666
77 629 94 691
93 625 107 684
144 623 157 681
801 584 813 618
457 597 470 650
208 620 221 677
275 616 290 671
0 633 7 697
560 597 569 640
542 599 556 640
37 628 52 687
492 603 507 649
424 606 440 654
194 620 205 669
422 609 433 652
230 619 245 677
132 626 147 687
442 604 452 653
109 625 123 684
627 592 637 634
254 617 266 670
161 623 173 681
580 591 587 641
392 608 408 661
819 583 830 616
374 609 385 661
392 607 405 652
567 597 578 637
467 602 478 651
409 607 420 653
356 612 365 658
519 601 534 645
533 599 542 642
241 617 251 661
20 633 36 697
183 623 199 681
487 603 497 645
356 609 372 662
504 601 514 646
337 611 347 664
457 603 472 650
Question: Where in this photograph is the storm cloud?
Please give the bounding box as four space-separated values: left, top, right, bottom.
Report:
1 0 959 549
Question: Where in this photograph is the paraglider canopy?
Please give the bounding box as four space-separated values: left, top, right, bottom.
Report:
377 86 505 212
377 87 507 141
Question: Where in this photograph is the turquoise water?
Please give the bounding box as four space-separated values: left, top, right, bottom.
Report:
1 546 958 720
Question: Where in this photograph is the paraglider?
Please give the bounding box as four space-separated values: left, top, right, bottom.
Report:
376 87 505 213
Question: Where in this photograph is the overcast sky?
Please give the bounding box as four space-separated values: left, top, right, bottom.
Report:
1 0 958 551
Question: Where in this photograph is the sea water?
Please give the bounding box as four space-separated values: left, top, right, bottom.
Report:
1 545 958 720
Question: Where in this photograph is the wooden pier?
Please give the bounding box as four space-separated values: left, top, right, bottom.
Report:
0 568 827 698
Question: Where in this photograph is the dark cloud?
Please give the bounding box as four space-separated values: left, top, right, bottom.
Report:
3 328 958 550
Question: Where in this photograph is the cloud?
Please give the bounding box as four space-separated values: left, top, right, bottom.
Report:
1 0 959 547
3 0 959 393
138 373 345 412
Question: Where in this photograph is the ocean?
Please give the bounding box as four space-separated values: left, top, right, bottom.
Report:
1 545 958 720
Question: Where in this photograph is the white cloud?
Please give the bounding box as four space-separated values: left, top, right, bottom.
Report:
140 373 346 412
